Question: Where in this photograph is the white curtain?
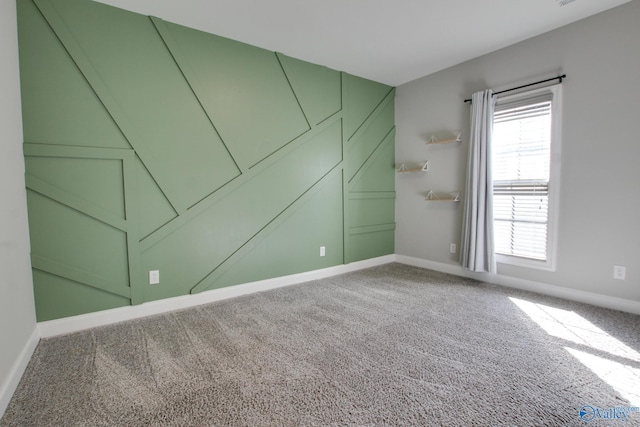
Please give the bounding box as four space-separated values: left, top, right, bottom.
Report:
460 89 496 273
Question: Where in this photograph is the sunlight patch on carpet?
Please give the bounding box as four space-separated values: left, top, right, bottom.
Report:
510 297 640 406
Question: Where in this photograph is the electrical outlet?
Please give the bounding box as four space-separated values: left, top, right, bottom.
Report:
613 265 626 280
449 243 456 254
149 270 160 285
320 246 326 257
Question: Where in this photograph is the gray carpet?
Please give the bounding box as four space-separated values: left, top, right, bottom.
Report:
2 263 639 426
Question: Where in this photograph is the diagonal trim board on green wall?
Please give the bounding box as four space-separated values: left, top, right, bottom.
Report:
17 0 395 321
276 52 343 127
152 17 312 172
140 119 344 302
190 165 345 295
31 0 242 215
205 171 345 291
342 74 396 263
138 113 344 254
23 144 144 319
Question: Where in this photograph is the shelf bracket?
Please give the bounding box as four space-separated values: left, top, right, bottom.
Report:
426 131 462 145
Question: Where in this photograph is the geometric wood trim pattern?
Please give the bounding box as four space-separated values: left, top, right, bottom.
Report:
342 74 396 263
348 127 396 186
32 0 186 215
190 164 343 294
30 254 132 299
18 0 395 320
149 16 244 174
24 144 143 305
25 174 128 232
139 114 344 253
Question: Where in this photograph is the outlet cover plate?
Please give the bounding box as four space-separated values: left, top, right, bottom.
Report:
613 265 626 280
149 270 160 285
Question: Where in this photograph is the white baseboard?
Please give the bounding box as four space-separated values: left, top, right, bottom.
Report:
38 253 639 339
38 255 396 338
0 327 39 418
6 252 639 419
395 254 640 315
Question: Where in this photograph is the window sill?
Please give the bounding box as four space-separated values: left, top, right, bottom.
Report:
496 253 556 272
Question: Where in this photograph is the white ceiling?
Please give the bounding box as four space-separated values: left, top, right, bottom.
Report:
95 0 631 86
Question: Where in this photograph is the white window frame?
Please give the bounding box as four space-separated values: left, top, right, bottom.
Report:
493 84 562 271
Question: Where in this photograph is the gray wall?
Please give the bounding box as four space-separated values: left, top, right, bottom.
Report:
395 0 640 302
0 0 37 412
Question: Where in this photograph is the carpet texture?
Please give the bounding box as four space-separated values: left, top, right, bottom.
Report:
2 263 639 426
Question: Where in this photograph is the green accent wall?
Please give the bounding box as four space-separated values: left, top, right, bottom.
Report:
17 0 396 321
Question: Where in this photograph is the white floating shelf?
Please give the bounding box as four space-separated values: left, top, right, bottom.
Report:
425 190 460 202
396 161 428 173
426 132 462 145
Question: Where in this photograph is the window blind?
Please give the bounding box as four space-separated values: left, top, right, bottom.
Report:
492 99 552 261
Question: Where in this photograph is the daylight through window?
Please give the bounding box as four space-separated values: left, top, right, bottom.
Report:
492 87 560 267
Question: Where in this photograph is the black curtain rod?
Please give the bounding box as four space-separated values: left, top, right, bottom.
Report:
463 74 566 103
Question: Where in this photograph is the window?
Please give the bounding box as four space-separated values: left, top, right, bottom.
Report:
491 86 561 270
